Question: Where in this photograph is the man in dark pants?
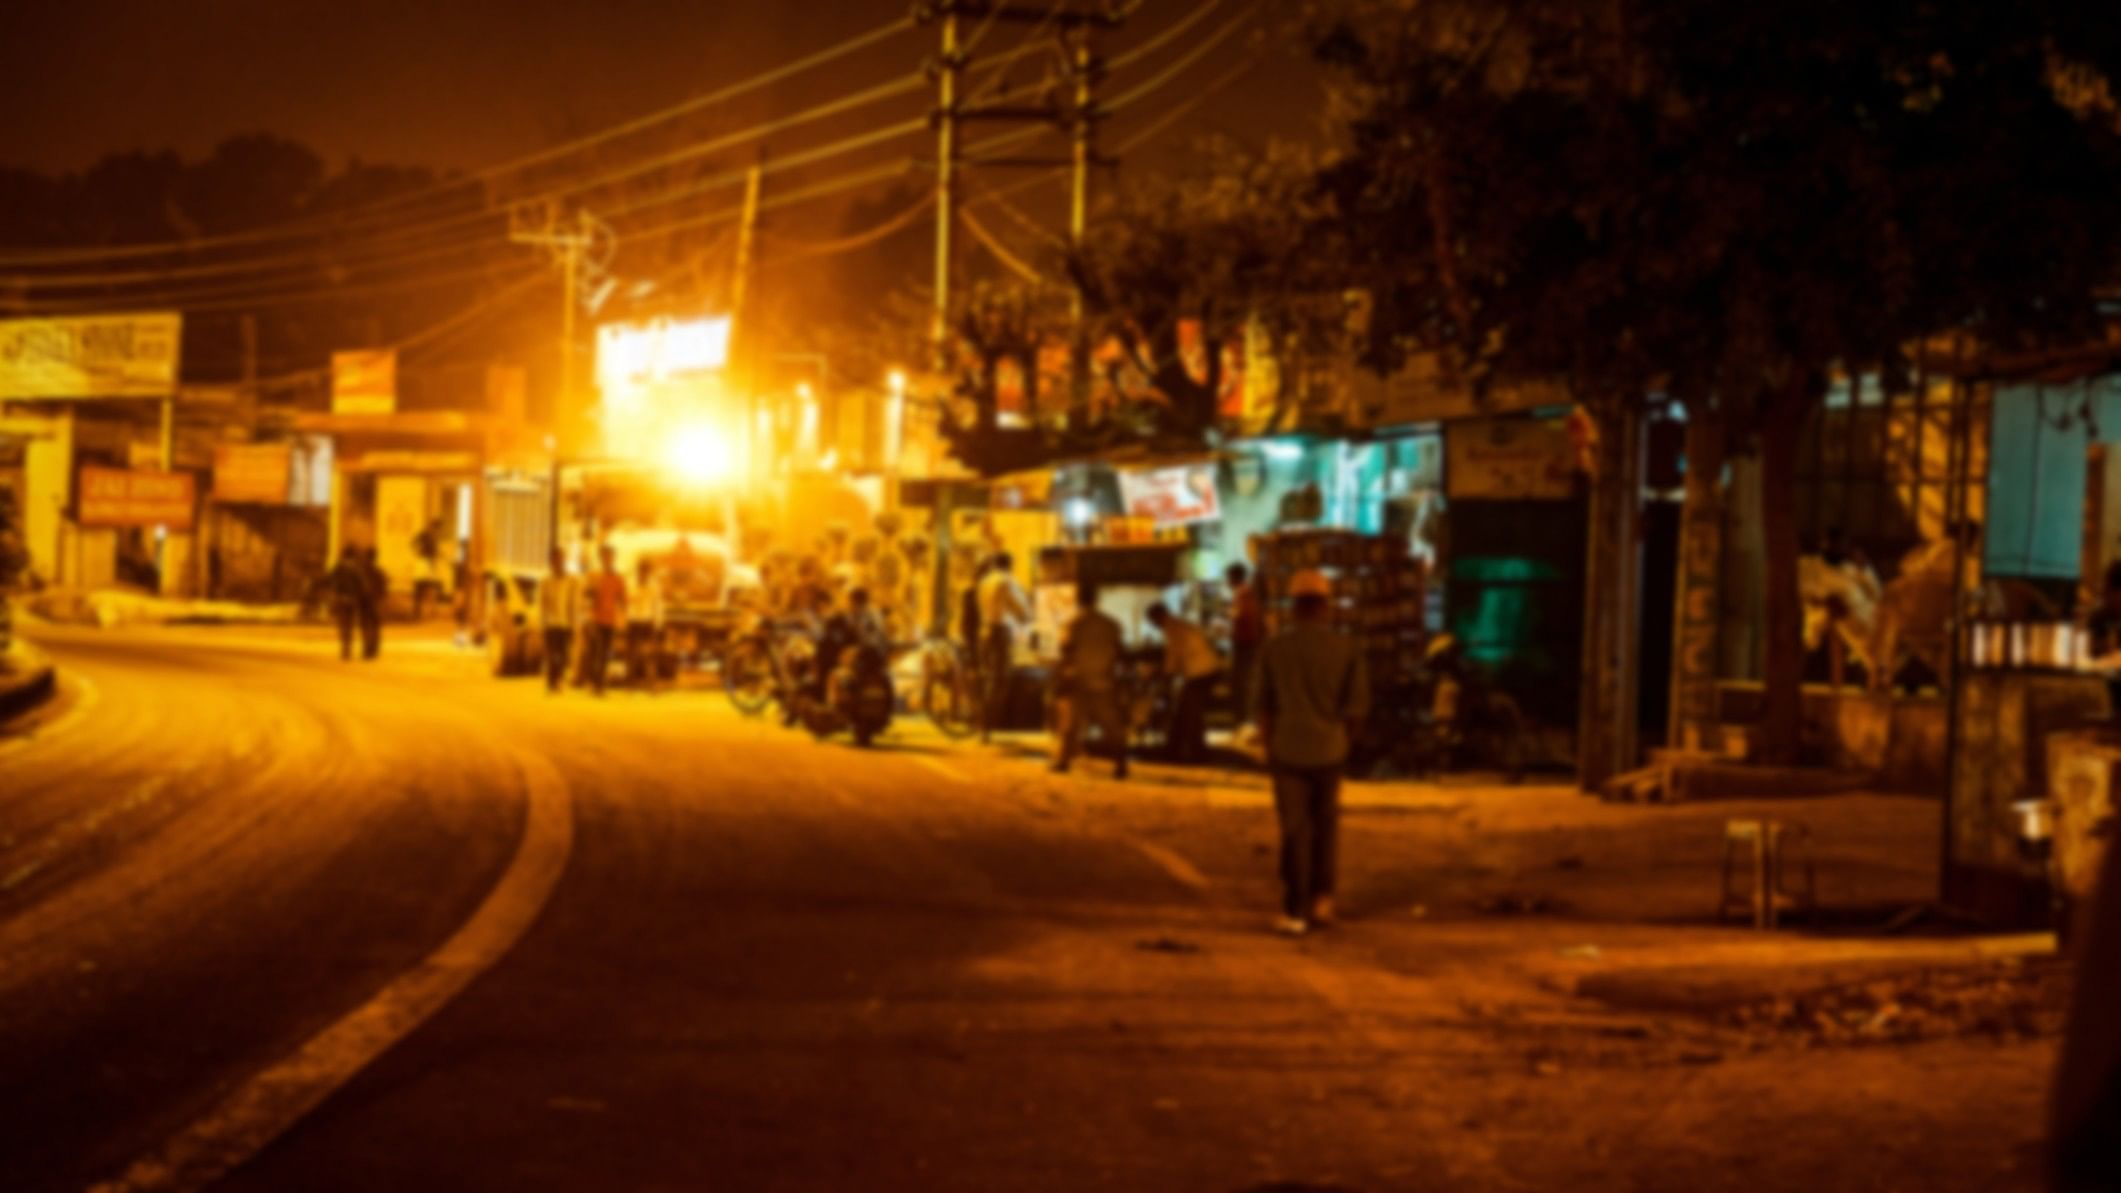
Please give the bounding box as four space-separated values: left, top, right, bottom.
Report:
327 546 366 662
976 552 1029 744
538 547 581 695
1149 601 1221 763
1253 569 1369 936
357 546 386 660
583 544 627 697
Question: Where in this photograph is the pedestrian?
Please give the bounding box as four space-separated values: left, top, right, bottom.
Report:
327 546 366 662
1254 570 1370 936
584 544 627 697
1052 580 1128 779
357 546 386 660
976 551 1030 744
1226 561 1265 719
959 554 987 658
1148 601 1222 763
626 557 664 691
538 546 581 694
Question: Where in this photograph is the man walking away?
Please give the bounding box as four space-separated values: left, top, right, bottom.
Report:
358 546 386 660
585 545 627 697
327 546 366 662
1227 561 1264 719
1149 602 1222 763
539 547 581 695
1255 570 1369 936
976 552 1030 744
1053 581 1128 779
626 558 664 691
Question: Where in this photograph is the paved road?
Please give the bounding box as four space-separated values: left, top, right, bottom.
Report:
1 625 2060 1192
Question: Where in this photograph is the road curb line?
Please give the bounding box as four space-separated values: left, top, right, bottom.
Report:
88 747 576 1193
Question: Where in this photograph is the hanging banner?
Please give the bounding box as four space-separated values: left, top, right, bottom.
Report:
1119 464 1221 526
78 467 195 529
331 349 397 415
0 313 181 398
214 443 294 505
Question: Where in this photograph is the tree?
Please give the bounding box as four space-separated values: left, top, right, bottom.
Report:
1317 0 2121 769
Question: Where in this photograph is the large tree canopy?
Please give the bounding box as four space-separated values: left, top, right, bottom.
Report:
1316 0 2121 762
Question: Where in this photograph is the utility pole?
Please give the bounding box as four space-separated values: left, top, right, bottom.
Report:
731 155 766 514
1066 21 1103 423
930 6 965 370
510 202 601 552
917 1 1122 629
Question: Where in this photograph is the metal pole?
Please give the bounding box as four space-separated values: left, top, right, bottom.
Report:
1067 22 1096 423
933 7 962 370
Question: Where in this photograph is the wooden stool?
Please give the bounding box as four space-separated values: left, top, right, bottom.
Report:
1719 818 1817 929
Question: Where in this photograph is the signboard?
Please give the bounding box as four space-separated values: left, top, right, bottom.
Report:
0 313 181 398
331 350 397 415
596 315 731 393
78 467 194 529
1353 353 1565 429
374 475 429 584
214 443 294 505
1118 464 1221 526
1446 417 1578 500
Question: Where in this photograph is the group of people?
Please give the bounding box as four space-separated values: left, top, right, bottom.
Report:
326 545 388 662
1043 559 1367 937
538 544 667 696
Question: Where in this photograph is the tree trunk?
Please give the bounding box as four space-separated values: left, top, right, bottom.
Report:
1755 386 1811 765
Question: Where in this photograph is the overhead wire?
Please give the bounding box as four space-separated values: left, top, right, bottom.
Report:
9 0 1252 314
0 15 924 265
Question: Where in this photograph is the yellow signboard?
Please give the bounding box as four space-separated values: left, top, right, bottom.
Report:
331 350 397 415
0 313 181 398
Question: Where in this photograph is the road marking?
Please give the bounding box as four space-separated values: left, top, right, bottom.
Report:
912 755 972 785
1124 838 1211 891
90 747 575 1193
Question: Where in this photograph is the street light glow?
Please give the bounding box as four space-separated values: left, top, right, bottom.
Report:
664 423 734 487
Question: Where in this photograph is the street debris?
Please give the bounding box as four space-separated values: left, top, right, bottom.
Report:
1721 961 2071 1046
1556 944 1604 961
1135 936 1202 955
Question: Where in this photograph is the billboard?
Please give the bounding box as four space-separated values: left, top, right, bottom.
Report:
331 350 397 415
1446 416 1579 500
78 467 195 529
0 313 181 398
213 443 294 505
1118 464 1221 526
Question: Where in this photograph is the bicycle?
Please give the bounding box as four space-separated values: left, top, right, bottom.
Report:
722 616 815 719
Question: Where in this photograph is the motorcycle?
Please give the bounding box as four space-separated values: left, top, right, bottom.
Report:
1363 634 1528 781
794 639 896 747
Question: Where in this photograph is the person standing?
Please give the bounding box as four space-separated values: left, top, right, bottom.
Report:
357 546 386 660
538 547 582 695
327 546 366 662
976 552 1030 744
1148 602 1222 763
626 557 665 691
584 544 627 697
1254 570 1370 936
1226 561 1265 719
1052 581 1128 779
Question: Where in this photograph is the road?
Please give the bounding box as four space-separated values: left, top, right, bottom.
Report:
1 624 2063 1192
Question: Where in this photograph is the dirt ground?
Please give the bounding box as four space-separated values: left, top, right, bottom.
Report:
935 740 2067 1191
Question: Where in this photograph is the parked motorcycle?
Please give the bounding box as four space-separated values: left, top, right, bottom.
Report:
1364 634 1527 781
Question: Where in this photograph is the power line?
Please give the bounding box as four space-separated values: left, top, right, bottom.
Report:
0 15 924 266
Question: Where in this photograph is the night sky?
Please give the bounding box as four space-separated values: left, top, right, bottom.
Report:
0 1 1318 179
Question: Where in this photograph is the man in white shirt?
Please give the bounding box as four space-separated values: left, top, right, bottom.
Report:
625 558 665 692
1149 601 1222 763
538 546 583 695
975 551 1031 744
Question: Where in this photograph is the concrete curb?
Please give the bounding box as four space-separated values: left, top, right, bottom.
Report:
0 640 58 726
